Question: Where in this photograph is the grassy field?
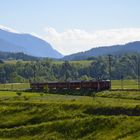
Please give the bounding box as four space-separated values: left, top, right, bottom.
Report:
0 83 30 91
5 60 93 66
111 80 139 89
53 60 93 66
0 90 140 139
4 60 30 64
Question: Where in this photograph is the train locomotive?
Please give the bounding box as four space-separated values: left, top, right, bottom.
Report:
30 80 110 91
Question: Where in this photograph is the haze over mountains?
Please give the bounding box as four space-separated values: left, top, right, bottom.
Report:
0 28 63 58
0 27 140 60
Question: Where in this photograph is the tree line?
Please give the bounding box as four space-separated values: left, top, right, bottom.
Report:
0 53 139 83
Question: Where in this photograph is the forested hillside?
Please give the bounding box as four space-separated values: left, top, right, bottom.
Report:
63 41 140 60
0 53 139 83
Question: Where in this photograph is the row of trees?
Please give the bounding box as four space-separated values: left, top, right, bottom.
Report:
0 53 139 83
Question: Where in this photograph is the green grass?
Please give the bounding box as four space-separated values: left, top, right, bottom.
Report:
0 83 30 91
4 60 30 64
0 90 140 139
4 60 93 66
53 60 93 66
111 79 139 89
97 90 140 100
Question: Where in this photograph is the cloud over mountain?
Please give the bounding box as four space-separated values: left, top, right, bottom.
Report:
45 27 140 55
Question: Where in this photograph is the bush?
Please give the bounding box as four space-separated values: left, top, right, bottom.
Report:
16 92 22 96
40 93 44 97
23 96 29 101
44 85 49 93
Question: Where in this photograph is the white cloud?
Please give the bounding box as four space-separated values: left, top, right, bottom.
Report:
1 25 140 56
45 27 140 55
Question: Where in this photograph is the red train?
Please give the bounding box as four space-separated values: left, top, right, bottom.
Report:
30 80 110 91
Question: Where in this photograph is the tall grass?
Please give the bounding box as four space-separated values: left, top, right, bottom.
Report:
0 91 140 139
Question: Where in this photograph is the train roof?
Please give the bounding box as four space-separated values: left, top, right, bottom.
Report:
30 80 110 85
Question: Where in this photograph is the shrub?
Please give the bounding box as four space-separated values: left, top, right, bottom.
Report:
16 92 22 97
23 96 29 101
40 93 44 97
44 85 50 93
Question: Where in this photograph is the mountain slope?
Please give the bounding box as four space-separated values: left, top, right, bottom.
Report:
0 38 24 52
0 29 63 58
63 41 140 60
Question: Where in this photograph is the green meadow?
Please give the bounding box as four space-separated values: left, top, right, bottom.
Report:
0 83 30 91
0 90 140 139
111 80 139 90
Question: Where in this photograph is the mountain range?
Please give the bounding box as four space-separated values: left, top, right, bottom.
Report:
0 28 63 58
63 41 140 60
0 27 140 60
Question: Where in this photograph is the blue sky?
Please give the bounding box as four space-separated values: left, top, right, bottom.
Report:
0 0 140 55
